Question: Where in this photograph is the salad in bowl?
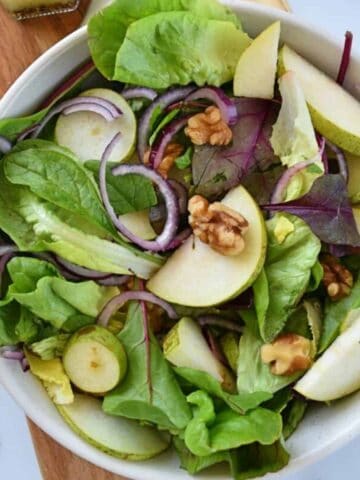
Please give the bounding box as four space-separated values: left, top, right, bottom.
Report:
1 0 360 478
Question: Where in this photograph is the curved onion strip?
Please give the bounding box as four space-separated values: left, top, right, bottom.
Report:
337 31 353 85
137 86 195 162
122 87 158 101
97 275 131 287
185 87 238 125
326 140 348 183
149 116 191 169
55 255 113 280
271 159 316 204
30 96 122 139
0 135 12 154
1 350 24 361
0 245 18 256
168 179 188 214
100 137 180 252
198 315 244 333
98 290 178 327
17 124 39 142
0 253 15 295
165 228 192 250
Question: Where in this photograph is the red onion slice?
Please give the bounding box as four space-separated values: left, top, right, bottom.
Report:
122 87 158 101
100 135 180 252
271 159 316 204
97 275 131 287
185 87 238 125
1 350 24 361
0 252 15 295
0 135 12 154
137 86 195 162
198 315 244 333
55 255 113 280
326 140 348 183
337 31 353 85
98 290 178 327
149 116 191 169
165 228 192 250
30 96 122 139
0 245 18 256
168 179 188 214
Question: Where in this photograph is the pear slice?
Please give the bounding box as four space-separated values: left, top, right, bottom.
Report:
279 45 360 155
234 21 280 99
163 317 235 392
294 313 360 401
63 325 127 394
346 153 360 203
55 88 136 163
58 394 170 460
119 210 156 240
147 185 267 307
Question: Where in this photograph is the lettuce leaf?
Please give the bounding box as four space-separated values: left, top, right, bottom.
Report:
30 334 70 360
88 0 241 79
0 302 21 346
114 12 250 88
282 397 307 440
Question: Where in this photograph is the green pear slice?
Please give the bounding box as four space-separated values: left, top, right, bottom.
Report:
55 88 136 163
346 154 360 203
58 394 170 460
294 313 360 401
279 45 360 155
63 325 127 394
163 317 235 392
234 21 280 99
147 185 267 307
119 210 156 240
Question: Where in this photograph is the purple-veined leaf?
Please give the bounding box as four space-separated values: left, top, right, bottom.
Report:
263 174 360 246
192 99 279 198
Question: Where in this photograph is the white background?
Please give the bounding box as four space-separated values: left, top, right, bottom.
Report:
1 0 360 479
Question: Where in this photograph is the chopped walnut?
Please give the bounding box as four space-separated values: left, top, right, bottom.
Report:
321 254 353 301
188 195 249 256
261 333 312 376
143 143 183 178
185 106 233 146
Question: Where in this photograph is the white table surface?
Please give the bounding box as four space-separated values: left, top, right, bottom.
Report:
1 0 360 479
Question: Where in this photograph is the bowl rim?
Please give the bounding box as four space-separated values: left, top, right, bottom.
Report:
1 2 360 478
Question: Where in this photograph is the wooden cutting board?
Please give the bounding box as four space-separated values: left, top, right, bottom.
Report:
0 0 290 479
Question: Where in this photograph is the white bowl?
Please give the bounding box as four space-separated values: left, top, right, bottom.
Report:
1 2 360 479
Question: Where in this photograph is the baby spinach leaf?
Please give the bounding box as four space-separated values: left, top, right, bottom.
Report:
282 397 307 440
85 160 157 215
0 110 48 142
174 367 272 414
184 391 282 456
175 147 193 170
103 302 191 431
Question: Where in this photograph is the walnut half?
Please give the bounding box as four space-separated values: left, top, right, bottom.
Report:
188 195 249 256
321 254 353 301
185 106 233 146
261 333 312 376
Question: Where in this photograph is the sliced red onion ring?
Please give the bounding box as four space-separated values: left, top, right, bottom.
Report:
30 96 122 139
17 124 39 142
137 86 195 162
168 180 188 214
198 315 244 333
98 290 178 327
165 228 192 250
97 275 131 287
0 135 12 154
337 31 353 85
0 252 15 295
149 115 191 169
326 140 348 183
100 136 180 252
0 245 18 256
55 255 113 280
203 328 228 366
1 350 24 361
185 87 238 125
122 87 158 101
271 158 316 204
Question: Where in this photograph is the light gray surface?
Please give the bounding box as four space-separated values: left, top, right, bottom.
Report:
1 0 360 479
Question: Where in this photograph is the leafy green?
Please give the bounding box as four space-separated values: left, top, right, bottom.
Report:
184 391 282 456
237 327 301 394
114 12 250 88
307 261 323 292
282 397 307 440
85 160 157 215
229 441 290 480
219 332 239 372
319 275 360 352
174 367 272 413
254 215 321 342
88 0 241 78
149 109 180 145
0 302 21 346
30 334 70 360
103 302 191 431
15 307 42 343
175 147 193 170
0 110 48 142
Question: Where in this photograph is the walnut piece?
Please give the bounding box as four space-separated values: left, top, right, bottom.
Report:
185 106 233 146
143 142 183 178
321 254 353 301
261 333 312 376
188 195 249 256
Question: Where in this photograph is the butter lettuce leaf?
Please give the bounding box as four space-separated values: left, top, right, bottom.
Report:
114 12 251 89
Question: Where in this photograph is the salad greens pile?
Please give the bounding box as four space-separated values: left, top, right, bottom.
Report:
1 1 360 479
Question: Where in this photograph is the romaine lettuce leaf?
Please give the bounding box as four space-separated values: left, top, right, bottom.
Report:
114 12 251 88
30 334 70 360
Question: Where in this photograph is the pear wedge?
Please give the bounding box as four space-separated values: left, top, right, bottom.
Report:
147 185 267 307
58 394 170 460
278 45 360 155
234 21 280 99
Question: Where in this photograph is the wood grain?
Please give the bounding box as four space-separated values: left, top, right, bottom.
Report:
0 0 289 479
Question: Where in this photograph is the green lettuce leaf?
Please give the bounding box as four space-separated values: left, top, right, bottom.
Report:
184 390 282 456
254 215 321 342
103 302 191 431
282 397 307 440
114 12 251 88
88 0 241 78
174 367 272 413
30 334 70 360
0 303 21 346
